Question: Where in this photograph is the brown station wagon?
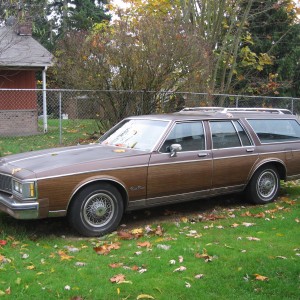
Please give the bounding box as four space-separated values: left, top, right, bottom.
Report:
1 107 300 236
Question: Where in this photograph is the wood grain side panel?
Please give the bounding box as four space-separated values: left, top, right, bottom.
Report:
147 160 212 199
212 156 256 188
37 167 148 212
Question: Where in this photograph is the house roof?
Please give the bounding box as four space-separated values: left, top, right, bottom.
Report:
0 26 53 69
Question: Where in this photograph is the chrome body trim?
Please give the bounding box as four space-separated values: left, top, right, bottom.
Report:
286 174 300 181
35 164 149 181
127 185 245 211
0 191 39 219
48 210 67 217
67 177 129 210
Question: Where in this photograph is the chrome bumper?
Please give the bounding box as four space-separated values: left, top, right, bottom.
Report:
0 192 39 219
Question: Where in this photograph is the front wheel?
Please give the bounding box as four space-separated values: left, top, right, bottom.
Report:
246 166 280 204
68 183 124 237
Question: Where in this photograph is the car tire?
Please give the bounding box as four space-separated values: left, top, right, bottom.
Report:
68 183 124 237
246 165 280 204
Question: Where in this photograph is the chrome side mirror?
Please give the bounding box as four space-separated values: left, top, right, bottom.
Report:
170 144 182 157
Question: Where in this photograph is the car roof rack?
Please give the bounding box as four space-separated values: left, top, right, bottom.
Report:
181 107 224 112
180 107 293 115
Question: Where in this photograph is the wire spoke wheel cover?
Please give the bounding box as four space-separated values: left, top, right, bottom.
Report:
68 183 124 237
256 170 277 200
83 192 115 227
246 165 280 204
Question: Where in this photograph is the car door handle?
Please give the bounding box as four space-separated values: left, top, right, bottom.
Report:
198 152 209 157
246 148 255 153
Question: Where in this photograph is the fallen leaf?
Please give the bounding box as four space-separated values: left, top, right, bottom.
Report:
93 243 121 255
155 225 164 236
246 237 260 241
195 249 214 262
204 214 226 221
137 294 155 299
5 287 11 295
117 231 135 240
138 268 147 274
231 223 240 228
254 274 269 281
181 217 188 223
173 266 186 272
241 211 253 217
58 250 74 261
137 241 152 248
131 265 139 271
254 212 265 218
216 225 224 229
109 263 123 268
195 274 204 279
110 274 125 284
185 282 191 288
26 265 35 270
131 228 144 236
242 222 255 227
0 240 7 246
178 256 184 263
75 262 87 267
157 244 170 250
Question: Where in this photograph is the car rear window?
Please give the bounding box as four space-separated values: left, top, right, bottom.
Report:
248 119 300 143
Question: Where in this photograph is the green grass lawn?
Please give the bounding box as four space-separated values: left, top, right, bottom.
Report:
0 182 299 299
0 119 100 156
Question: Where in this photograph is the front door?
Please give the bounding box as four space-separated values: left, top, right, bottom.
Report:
147 121 212 205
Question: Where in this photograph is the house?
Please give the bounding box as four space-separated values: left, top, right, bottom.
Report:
0 16 53 136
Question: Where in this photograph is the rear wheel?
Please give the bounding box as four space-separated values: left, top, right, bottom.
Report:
246 165 280 204
68 183 124 237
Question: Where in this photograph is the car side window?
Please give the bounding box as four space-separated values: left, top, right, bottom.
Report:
248 119 300 143
210 121 241 149
233 121 252 146
160 122 205 153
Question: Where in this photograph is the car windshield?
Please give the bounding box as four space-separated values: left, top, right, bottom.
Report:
99 119 169 151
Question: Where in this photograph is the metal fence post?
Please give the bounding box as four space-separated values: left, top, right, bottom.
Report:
291 97 294 114
59 91 62 144
42 69 48 133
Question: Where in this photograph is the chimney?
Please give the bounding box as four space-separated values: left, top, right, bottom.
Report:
16 11 32 36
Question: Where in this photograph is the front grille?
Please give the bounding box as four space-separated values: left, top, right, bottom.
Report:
0 174 12 193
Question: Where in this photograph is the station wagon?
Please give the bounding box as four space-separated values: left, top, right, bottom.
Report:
0 107 300 236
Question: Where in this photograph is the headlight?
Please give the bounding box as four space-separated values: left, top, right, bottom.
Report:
12 180 37 199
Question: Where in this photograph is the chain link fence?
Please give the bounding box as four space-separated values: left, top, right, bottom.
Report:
0 88 299 155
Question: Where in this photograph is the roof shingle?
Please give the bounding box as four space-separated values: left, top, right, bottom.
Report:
0 26 53 68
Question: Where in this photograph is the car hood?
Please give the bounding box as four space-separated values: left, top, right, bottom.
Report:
0 144 150 179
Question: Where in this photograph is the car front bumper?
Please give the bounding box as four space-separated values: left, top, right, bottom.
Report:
0 192 39 219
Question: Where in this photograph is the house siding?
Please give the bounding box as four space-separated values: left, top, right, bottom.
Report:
0 70 38 135
0 70 37 110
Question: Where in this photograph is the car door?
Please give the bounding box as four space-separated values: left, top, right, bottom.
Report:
209 120 259 194
146 121 212 205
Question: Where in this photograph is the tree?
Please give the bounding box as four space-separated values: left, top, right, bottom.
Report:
0 0 110 50
52 10 210 126
179 0 300 100
239 0 300 97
